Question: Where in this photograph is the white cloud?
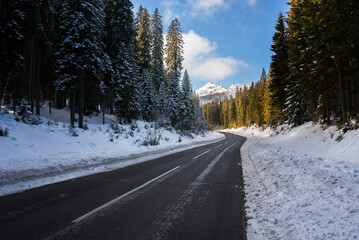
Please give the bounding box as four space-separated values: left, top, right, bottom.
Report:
162 0 181 24
164 8 179 24
183 30 249 82
247 0 257 7
188 0 227 16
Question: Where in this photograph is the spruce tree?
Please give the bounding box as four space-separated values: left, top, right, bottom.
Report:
135 6 155 121
113 0 140 123
269 12 289 123
165 18 184 80
56 0 109 128
164 18 184 126
150 8 165 92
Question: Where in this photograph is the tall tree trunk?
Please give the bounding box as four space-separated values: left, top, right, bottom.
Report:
49 99 52 114
78 70 84 128
31 51 35 113
323 75 330 124
102 101 105 125
29 38 35 113
109 90 113 114
0 63 3 102
36 50 41 115
70 88 75 128
337 57 346 122
21 39 27 99
12 76 16 114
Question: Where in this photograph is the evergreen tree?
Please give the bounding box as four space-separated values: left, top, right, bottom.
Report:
56 0 109 128
155 81 170 126
269 13 289 123
165 18 184 80
113 0 140 123
177 69 194 131
135 6 155 121
164 18 184 126
0 0 25 107
150 8 164 92
166 70 180 126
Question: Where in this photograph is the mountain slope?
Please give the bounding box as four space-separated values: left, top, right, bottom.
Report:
195 82 246 104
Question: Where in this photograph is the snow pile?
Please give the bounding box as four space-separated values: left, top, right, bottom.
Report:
226 123 359 239
0 107 223 196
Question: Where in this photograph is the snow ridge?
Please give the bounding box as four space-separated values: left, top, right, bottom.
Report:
195 81 246 104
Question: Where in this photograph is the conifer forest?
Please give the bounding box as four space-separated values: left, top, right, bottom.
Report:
0 0 206 132
203 0 359 129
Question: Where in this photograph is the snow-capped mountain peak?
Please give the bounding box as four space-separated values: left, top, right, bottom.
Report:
195 82 247 104
196 82 228 97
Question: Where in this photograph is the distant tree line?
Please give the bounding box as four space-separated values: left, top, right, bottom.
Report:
0 0 206 133
203 69 269 129
203 0 359 129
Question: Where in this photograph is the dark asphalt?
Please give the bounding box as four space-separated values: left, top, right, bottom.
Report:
0 132 247 240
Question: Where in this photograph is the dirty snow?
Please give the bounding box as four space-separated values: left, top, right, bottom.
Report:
226 123 359 240
0 105 223 196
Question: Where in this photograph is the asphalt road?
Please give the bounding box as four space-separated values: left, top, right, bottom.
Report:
0 132 247 240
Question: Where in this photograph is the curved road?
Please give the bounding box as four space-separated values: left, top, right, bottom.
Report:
0 132 247 240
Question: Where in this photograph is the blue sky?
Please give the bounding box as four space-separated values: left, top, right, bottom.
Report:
131 0 289 90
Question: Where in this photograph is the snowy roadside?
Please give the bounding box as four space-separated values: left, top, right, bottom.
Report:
225 123 359 239
0 110 224 197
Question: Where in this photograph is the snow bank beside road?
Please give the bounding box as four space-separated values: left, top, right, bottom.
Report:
226 123 359 239
0 110 223 196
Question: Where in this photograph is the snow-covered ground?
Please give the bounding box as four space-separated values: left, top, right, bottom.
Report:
226 123 359 239
0 105 223 197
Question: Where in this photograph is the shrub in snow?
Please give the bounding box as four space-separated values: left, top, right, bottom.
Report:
143 128 163 146
178 136 182 143
128 130 134 137
110 120 122 134
130 122 138 131
17 99 42 125
83 123 89 131
179 130 193 139
0 127 9 137
68 127 78 137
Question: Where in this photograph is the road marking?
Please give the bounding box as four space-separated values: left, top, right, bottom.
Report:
149 141 238 239
72 165 181 223
214 144 223 149
192 149 211 160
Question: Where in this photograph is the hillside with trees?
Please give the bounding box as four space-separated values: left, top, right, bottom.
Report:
0 0 206 134
203 0 359 129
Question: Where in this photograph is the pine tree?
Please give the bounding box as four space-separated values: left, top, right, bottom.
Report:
113 0 140 123
166 70 180 126
164 18 184 126
56 0 109 128
165 18 184 80
155 81 170 126
269 12 289 123
135 6 155 121
177 69 194 131
0 0 25 108
150 8 164 92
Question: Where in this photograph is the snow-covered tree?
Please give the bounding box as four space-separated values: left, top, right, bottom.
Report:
165 18 184 80
164 18 184 126
56 0 110 128
135 6 155 121
150 8 164 92
269 13 288 123
113 0 140 123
